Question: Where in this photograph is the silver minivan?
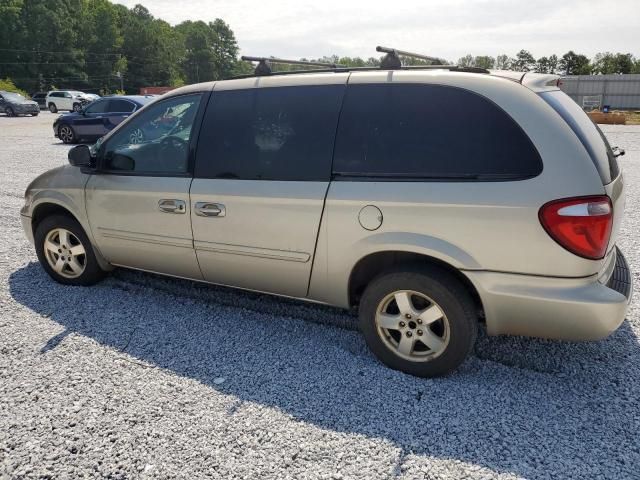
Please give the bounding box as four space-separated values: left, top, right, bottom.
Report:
21 64 632 377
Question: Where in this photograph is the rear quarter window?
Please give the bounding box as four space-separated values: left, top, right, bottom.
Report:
540 90 618 184
333 83 542 180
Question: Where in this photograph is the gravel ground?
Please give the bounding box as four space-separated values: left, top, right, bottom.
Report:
1 112 639 480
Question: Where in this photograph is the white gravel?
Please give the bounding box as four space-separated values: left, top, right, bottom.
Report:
1 112 639 479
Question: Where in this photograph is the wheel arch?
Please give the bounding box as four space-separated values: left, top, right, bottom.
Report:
31 202 80 232
31 201 112 271
348 250 484 319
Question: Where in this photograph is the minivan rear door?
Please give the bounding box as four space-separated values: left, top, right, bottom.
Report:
190 78 346 298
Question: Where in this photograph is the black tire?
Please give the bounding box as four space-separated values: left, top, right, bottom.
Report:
5 106 14 117
58 124 76 144
34 214 107 286
48 103 58 113
72 103 82 112
31 112 39 117
359 266 477 378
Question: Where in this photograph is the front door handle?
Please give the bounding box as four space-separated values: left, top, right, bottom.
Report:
158 199 186 214
195 202 226 217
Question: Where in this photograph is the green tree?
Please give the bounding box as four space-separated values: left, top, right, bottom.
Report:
457 54 474 67
473 56 495 69
559 51 591 75
495 54 513 70
512 49 536 71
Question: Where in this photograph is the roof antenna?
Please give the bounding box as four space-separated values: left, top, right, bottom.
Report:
241 56 345 76
376 46 446 69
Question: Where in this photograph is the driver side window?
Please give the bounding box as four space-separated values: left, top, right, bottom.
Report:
103 94 202 174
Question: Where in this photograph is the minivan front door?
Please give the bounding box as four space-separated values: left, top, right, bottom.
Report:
190 81 346 297
86 93 205 279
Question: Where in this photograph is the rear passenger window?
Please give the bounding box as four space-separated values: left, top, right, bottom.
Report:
195 85 344 181
108 99 136 113
334 84 542 180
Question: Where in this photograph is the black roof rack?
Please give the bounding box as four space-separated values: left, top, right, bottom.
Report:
240 56 346 76
376 45 446 69
233 47 489 79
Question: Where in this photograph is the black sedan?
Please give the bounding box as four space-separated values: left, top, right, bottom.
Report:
53 95 154 144
31 92 47 109
0 90 39 116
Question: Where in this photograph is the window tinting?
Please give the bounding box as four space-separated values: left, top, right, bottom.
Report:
108 99 136 113
540 90 617 183
84 100 110 114
334 84 542 180
195 85 345 181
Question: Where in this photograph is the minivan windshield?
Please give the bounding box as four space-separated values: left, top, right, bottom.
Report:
540 90 619 184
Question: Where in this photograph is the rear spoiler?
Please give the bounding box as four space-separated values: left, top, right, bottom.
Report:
490 70 562 92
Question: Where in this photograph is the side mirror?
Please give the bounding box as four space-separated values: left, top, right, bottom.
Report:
68 144 92 167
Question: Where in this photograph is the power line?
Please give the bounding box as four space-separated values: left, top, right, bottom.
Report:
0 47 121 57
0 61 115 65
0 48 170 65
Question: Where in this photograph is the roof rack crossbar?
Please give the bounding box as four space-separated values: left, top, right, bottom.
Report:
376 45 447 69
228 64 490 80
240 56 346 76
376 46 445 64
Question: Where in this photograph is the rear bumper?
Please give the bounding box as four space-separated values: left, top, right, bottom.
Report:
466 247 632 341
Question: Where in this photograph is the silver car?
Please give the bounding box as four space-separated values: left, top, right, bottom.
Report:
20 66 632 377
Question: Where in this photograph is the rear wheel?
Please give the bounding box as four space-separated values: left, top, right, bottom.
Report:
5 106 14 117
359 267 477 377
34 215 107 286
58 124 76 144
48 103 58 113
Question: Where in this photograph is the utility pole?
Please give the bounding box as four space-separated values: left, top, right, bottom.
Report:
116 71 124 92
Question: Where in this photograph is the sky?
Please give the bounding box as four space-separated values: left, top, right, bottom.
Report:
115 0 640 62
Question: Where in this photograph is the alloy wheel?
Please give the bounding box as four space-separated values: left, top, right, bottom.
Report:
129 128 144 144
43 228 86 279
375 290 450 362
5 107 14 117
59 125 74 143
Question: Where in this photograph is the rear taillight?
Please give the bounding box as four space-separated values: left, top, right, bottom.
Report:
539 196 613 260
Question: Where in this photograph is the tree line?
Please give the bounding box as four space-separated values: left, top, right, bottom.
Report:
456 50 640 75
0 0 250 94
1 1 639 96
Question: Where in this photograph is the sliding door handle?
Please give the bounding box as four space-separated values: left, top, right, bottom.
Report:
158 199 186 214
195 202 226 217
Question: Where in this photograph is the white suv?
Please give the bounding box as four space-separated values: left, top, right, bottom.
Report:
45 90 91 113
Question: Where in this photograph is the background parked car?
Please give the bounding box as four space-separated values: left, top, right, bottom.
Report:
53 95 154 144
30 92 48 109
0 90 39 117
45 90 95 113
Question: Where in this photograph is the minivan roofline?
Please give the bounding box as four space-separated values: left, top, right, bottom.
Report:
227 66 561 93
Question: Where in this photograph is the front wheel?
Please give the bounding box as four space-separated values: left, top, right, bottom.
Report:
34 215 107 286
5 106 14 117
58 124 76 144
359 268 477 377
72 103 82 112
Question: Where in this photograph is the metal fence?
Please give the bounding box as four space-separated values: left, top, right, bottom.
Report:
560 74 640 110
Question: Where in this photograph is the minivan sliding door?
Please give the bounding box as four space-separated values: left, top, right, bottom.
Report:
191 81 346 298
